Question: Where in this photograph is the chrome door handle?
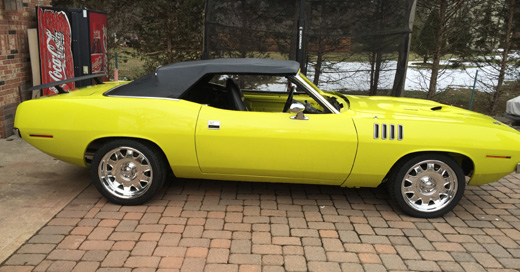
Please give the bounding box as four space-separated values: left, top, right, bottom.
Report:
208 120 221 130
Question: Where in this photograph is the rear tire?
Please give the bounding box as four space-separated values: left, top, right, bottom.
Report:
388 154 465 218
91 139 166 205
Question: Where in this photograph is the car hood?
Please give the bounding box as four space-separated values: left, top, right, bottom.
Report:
347 95 512 129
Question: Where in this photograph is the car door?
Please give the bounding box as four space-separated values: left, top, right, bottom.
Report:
195 106 358 185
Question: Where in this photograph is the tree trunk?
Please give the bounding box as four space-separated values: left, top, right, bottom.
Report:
239 1 248 58
372 50 383 96
313 49 323 86
427 53 440 99
369 52 376 95
167 10 174 63
369 50 383 96
289 5 299 60
167 38 173 63
490 0 515 114
426 0 447 99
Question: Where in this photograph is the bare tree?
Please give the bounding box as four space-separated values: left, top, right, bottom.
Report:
414 0 475 99
471 0 518 114
135 0 204 71
307 1 351 86
204 0 295 60
52 0 204 72
491 0 516 114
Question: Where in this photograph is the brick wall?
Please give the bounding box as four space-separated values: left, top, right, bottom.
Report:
0 0 51 138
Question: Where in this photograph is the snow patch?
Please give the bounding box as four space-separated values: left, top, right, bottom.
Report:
306 60 518 93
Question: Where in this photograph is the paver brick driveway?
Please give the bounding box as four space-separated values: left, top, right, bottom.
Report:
2 173 520 272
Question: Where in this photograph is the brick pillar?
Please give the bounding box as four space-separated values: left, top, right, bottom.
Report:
0 0 51 138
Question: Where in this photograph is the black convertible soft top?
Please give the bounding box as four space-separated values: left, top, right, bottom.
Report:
107 58 300 98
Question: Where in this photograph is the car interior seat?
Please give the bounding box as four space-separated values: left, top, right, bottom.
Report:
226 78 249 111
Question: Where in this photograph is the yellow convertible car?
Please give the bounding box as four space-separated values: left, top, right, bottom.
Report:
14 58 520 218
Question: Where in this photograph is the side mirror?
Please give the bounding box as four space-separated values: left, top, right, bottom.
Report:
289 103 304 113
289 103 308 120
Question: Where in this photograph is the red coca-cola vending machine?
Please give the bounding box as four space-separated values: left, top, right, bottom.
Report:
89 11 108 81
37 7 108 95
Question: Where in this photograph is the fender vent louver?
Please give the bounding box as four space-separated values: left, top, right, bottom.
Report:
374 123 403 141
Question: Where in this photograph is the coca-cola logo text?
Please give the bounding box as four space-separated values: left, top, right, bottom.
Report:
92 54 103 73
45 29 67 82
38 8 75 95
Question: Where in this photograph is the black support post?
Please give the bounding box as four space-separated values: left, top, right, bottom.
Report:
296 0 306 74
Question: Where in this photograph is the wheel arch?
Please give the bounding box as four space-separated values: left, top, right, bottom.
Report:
382 151 474 186
84 136 173 175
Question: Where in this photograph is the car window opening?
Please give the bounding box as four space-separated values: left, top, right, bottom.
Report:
181 73 331 114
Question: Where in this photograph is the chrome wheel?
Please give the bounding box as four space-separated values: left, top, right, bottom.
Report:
98 146 153 199
401 160 458 213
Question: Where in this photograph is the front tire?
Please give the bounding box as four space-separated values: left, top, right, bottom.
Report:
388 154 465 218
91 139 166 205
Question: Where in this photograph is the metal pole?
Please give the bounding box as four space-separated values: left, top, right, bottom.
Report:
469 70 478 110
296 0 306 74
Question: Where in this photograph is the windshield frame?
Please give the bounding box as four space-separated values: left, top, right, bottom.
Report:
292 72 340 114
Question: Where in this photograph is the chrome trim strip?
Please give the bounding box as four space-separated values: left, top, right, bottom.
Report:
102 82 128 96
28 73 107 91
293 74 340 114
13 128 21 138
373 123 379 139
374 124 403 141
389 124 395 140
84 152 94 162
103 82 178 101
381 124 387 140
107 95 180 101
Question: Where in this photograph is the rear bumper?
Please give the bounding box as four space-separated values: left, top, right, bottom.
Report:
13 128 21 138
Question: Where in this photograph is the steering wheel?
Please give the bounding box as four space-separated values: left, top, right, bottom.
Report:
282 84 295 112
